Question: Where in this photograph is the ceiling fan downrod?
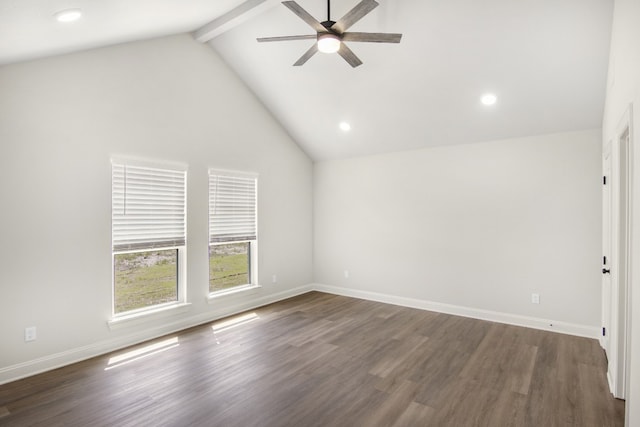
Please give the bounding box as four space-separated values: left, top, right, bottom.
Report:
323 0 335 29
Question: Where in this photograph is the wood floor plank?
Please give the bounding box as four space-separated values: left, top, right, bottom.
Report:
374 337 436 393
358 380 420 427
391 401 435 427
458 323 539 396
368 334 429 378
0 292 624 427
409 339 474 406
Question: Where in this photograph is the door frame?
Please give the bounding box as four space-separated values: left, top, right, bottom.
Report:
605 103 634 399
602 141 612 356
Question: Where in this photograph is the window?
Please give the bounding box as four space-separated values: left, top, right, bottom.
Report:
209 170 258 294
112 159 187 315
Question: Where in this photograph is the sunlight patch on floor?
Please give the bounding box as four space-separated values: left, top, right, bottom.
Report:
212 312 260 334
105 337 179 370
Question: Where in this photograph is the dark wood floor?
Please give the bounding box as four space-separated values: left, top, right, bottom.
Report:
0 292 624 426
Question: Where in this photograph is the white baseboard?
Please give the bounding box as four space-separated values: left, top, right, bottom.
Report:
0 282 600 386
0 284 313 386
607 371 614 397
311 283 600 339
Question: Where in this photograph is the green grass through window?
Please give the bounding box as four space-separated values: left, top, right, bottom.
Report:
209 243 250 292
113 244 251 313
114 250 178 314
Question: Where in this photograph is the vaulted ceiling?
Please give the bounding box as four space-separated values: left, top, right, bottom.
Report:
0 0 613 160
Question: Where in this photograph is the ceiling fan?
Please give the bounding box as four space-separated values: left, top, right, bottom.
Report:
257 0 402 68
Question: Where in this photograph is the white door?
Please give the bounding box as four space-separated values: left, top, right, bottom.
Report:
602 142 612 357
604 105 633 399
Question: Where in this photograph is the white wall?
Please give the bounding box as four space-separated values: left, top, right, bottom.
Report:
314 130 602 332
602 0 640 424
0 34 313 383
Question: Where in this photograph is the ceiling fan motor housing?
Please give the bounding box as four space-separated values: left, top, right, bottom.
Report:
321 20 336 30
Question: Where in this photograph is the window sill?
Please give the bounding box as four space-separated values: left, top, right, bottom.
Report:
207 284 262 303
107 302 192 330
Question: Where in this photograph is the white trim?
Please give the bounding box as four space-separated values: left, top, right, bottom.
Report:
110 155 188 171
207 167 258 179
108 302 193 329
194 0 280 42
622 104 633 401
312 284 600 339
608 371 615 396
0 284 313 386
207 284 262 302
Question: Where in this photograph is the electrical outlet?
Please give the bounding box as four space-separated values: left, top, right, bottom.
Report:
344 270 349 279
531 293 540 304
272 274 277 284
25 326 37 342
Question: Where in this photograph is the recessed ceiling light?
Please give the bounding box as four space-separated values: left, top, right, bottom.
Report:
481 93 497 106
339 122 351 131
54 9 83 23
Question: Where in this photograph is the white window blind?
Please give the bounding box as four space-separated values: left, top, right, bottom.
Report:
112 161 186 252
209 170 257 243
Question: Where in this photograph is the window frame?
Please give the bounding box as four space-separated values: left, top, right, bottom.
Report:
111 158 188 318
208 169 259 296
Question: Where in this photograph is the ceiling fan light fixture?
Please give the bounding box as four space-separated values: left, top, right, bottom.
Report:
317 33 341 54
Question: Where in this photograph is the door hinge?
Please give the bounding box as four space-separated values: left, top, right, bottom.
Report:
603 327 606 336
604 256 607 265
603 176 607 185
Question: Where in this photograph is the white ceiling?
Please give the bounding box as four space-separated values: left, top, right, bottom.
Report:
0 0 246 64
0 0 613 161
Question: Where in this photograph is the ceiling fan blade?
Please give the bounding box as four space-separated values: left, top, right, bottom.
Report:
332 0 379 34
337 43 363 68
282 1 326 33
293 44 319 66
257 35 317 42
342 32 402 43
